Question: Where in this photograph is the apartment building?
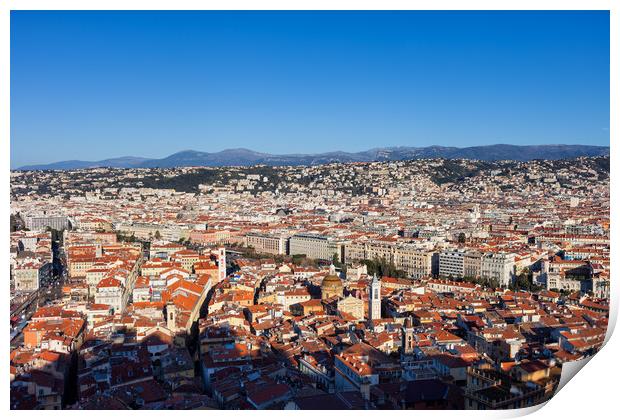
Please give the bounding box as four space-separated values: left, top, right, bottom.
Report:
480 253 515 287
13 261 49 291
289 233 343 262
94 277 125 313
344 241 366 262
116 223 191 242
463 251 483 278
361 240 395 262
439 250 465 278
345 241 435 279
189 229 231 245
542 257 591 292
24 215 69 231
245 232 289 255
439 249 515 286
393 246 435 279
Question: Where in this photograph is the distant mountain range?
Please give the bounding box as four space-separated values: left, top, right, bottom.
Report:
17 144 610 170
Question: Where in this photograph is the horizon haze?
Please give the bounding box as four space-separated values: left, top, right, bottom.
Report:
15 143 611 170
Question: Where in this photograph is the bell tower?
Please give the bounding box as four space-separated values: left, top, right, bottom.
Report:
401 317 415 354
369 274 381 321
166 302 177 331
217 247 226 282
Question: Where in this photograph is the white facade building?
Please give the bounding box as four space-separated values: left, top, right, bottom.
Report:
439 250 465 278
289 233 343 262
480 253 516 287
24 215 69 231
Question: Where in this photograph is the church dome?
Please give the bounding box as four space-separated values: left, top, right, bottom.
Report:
321 264 343 300
322 273 343 288
322 264 342 287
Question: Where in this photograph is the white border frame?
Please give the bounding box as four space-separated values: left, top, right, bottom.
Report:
2 2 617 419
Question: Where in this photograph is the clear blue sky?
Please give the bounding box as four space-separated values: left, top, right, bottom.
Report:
11 10 610 167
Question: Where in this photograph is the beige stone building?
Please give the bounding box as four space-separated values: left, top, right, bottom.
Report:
464 250 483 278
337 295 364 320
245 232 289 255
345 241 434 279
13 261 46 291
